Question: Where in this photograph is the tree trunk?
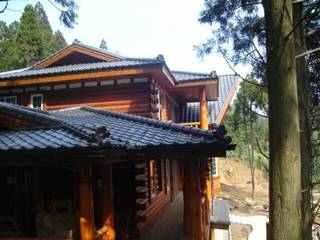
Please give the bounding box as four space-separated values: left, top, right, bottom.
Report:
263 1 301 240
249 143 255 202
249 108 255 202
293 2 313 239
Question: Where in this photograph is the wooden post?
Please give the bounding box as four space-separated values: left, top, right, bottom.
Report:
161 94 169 121
199 87 208 130
78 166 95 240
96 165 116 240
199 86 212 236
183 158 204 240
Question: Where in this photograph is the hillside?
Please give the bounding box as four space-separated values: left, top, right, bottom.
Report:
219 158 269 240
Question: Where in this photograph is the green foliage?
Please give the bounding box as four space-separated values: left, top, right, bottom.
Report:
0 2 67 71
53 0 78 28
17 4 43 67
198 0 320 93
197 0 266 80
225 80 269 172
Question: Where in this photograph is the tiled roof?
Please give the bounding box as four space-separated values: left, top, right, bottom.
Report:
0 43 217 83
180 75 239 124
172 70 217 82
0 102 232 152
0 60 161 80
0 128 90 151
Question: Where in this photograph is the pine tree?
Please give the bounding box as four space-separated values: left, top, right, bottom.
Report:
0 2 68 71
53 30 67 51
99 38 108 50
198 1 320 237
0 21 19 71
35 2 54 57
16 4 43 67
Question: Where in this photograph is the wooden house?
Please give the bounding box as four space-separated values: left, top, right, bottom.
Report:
0 43 238 240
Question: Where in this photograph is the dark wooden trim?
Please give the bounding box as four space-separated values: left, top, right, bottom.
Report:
211 223 230 230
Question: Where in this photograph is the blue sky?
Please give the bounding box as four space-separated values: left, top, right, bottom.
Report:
0 0 250 75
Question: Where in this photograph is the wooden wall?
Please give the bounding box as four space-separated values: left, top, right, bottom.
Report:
45 82 151 116
133 159 171 237
212 176 221 198
0 79 152 117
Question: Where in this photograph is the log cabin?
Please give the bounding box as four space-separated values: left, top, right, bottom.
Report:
0 43 239 240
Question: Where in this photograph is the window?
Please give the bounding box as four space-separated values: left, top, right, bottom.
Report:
212 158 218 176
31 94 43 109
0 96 17 104
149 160 162 198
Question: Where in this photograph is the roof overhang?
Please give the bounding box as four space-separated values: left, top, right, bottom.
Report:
175 79 219 101
0 142 235 166
0 65 164 87
215 78 240 124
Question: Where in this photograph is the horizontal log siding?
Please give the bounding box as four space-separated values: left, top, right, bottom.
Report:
2 81 150 116
45 82 151 116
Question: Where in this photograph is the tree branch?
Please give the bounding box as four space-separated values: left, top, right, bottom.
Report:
255 137 269 159
236 92 269 118
0 0 8 14
47 0 64 12
285 0 320 40
296 46 320 59
219 48 267 88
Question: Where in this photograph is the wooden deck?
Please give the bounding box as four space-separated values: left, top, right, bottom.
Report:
140 192 184 240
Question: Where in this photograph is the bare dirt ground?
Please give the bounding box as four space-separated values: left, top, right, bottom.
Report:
218 158 269 239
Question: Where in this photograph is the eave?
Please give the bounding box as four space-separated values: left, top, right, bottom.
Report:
0 65 162 87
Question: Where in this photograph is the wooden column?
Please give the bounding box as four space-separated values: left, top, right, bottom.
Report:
199 86 208 130
161 94 169 121
78 166 95 240
183 158 204 240
199 87 212 238
96 165 116 240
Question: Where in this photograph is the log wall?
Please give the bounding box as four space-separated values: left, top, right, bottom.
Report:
45 82 151 116
1 78 152 117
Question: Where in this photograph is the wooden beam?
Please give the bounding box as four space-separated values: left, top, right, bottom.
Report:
183 158 204 240
161 94 169 121
199 86 209 130
96 165 116 240
78 166 95 240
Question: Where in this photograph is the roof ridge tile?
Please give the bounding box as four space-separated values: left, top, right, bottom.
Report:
79 106 226 141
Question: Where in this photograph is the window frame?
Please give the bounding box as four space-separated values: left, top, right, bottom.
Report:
0 96 17 104
212 157 218 177
149 159 163 200
30 93 43 109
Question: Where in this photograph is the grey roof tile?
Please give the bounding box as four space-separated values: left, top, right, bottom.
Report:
0 102 232 152
0 60 161 80
180 75 239 124
172 70 217 82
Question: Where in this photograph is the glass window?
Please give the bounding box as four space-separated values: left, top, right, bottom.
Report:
149 160 162 198
31 94 43 109
212 158 218 176
0 96 17 104
5 96 17 104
